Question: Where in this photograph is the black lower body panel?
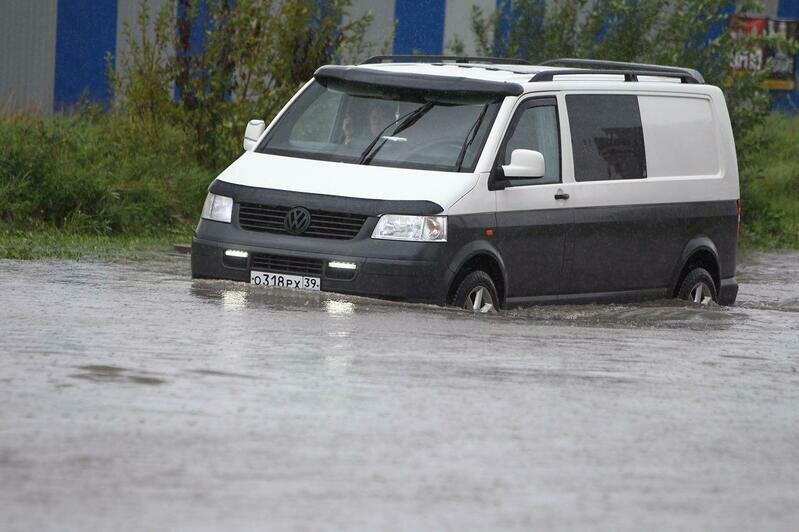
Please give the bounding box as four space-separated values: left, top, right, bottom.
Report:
191 233 449 305
718 278 739 306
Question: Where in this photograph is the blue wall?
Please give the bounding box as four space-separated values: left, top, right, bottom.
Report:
392 0 446 55
772 0 799 112
54 0 118 110
778 0 799 18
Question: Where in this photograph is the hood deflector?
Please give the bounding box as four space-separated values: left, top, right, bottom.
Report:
313 65 524 98
210 180 444 216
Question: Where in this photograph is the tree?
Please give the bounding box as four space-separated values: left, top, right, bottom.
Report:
467 0 796 137
112 0 374 168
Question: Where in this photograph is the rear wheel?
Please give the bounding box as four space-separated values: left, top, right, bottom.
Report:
453 271 500 313
677 268 717 305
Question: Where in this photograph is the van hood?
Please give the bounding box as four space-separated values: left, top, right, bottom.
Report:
215 152 479 212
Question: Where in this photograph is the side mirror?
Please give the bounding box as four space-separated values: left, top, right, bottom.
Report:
501 149 546 179
243 119 266 151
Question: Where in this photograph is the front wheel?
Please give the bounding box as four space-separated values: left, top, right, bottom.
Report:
677 268 718 305
453 271 500 313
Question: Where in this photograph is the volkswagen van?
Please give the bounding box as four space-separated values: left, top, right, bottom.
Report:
192 56 740 312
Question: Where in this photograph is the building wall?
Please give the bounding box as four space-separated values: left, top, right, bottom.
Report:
348 0 397 57
0 0 797 114
0 0 58 113
53 0 118 110
444 0 496 54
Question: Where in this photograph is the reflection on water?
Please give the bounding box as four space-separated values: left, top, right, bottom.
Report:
222 288 247 311
324 299 355 316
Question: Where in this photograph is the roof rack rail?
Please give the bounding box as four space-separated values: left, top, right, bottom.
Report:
530 69 700 84
362 55 532 66
538 58 704 84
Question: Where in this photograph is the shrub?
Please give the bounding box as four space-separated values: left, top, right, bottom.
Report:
466 0 796 140
739 114 799 248
0 111 214 235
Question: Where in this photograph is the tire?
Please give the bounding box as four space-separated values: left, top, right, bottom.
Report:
677 267 718 305
453 271 500 313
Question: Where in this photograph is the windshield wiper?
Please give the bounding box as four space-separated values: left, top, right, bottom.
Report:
455 103 490 172
358 102 435 165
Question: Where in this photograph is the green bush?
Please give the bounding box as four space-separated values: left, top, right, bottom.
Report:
0 112 214 235
739 114 799 248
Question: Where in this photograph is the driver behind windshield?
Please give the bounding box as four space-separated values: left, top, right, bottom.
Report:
341 101 395 145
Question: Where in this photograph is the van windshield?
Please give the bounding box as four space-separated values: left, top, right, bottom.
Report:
256 81 502 172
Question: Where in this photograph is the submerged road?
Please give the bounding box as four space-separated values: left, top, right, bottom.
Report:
1 252 798 531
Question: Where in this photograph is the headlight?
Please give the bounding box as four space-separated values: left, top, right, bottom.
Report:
371 215 447 242
201 193 233 223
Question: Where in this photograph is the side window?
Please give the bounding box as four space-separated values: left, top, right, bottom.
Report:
500 102 560 185
566 94 647 181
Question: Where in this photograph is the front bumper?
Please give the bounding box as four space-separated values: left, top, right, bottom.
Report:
191 219 451 305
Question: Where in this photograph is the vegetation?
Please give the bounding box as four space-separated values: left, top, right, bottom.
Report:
739 114 799 248
109 0 377 169
0 0 796 260
0 111 212 236
0 228 190 261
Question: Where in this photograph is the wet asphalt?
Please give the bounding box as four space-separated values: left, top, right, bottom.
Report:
1 251 798 531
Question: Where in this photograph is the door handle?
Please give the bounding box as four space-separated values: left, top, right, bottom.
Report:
554 191 570 200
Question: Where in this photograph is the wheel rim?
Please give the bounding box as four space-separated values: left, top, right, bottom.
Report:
464 286 496 313
689 282 713 305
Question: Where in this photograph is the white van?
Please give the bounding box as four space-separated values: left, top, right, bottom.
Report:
192 56 740 312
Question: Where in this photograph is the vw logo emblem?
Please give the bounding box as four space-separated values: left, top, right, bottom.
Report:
285 207 311 235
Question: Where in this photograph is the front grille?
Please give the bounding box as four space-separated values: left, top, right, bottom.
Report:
238 203 368 240
250 253 323 276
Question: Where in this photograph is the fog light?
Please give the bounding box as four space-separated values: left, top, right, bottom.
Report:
328 261 357 270
225 249 249 258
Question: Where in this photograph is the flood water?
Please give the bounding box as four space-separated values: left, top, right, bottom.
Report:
1 251 798 531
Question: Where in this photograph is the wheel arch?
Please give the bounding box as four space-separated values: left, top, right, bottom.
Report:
446 242 508 307
671 236 721 296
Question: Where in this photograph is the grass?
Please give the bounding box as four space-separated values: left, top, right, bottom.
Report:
738 114 799 249
0 112 215 236
0 111 213 260
0 227 193 261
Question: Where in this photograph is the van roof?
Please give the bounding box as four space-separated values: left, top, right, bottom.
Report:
322 56 712 96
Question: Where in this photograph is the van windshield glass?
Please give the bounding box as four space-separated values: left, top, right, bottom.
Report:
256 81 502 172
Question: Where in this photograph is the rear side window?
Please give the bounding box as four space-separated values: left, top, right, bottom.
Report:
566 94 647 181
637 95 719 178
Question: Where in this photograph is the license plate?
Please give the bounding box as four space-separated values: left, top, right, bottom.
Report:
250 270 321 291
